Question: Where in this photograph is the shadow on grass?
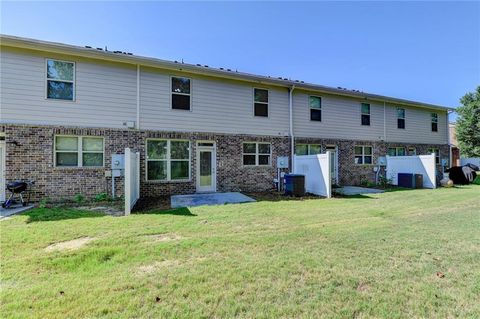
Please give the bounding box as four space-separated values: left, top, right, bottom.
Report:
333 194 374 199
134 207 197 216
245 192 324 203
382 187 415 193
23 208 105 223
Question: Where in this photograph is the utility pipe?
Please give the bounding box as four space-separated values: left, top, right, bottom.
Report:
289 85 295 172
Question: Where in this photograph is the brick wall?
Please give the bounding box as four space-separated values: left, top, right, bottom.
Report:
295 137 449 186
0 123 449 202
1 124 290 201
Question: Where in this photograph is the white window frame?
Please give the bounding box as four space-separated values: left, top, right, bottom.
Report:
309 95 322 122
361 103 371 126
45 58 76 101
242 142 272 166
354 145 373 165
431 113 438 132
253 88 269 117
428 148 440 164
296 144 322 155
397 108 406 129
407 147 417 156
146 139 191 181
54 135 104 168
388 147 406 156
170 76 192 111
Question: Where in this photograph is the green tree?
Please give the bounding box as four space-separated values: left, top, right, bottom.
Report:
456 86 480 157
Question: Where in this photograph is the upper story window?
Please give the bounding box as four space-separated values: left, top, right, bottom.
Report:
361 103 370 126
55 136 104 167
397 108 405 129
171 77 191 110
243 142 271 166
309 96 322 121
46 59 75 101
354 146 373 164
431 113 438 132
388 147 406 156
296 144 321 155
146 139 190 181
254 88 269 117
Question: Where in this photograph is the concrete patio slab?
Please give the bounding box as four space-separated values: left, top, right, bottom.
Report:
334 186 384 196
0 204 34 219
171 192 256 208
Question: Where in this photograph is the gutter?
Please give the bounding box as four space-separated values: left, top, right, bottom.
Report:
289 85 295 172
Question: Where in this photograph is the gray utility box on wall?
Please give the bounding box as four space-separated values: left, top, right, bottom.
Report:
112 154 125 177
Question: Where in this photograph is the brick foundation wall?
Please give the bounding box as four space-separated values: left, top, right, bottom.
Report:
1 124 290 201
0 123 449 202
295 137 449 186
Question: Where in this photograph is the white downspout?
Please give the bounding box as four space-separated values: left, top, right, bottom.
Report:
446 110 451 169
289 85 295 172
136 64 140 129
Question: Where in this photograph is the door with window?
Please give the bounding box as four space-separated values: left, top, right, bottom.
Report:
196 142 216 193
0 141 5 202
325 145 338 185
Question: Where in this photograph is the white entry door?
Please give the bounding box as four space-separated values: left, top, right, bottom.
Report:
196 142 216 193
325 145 338 185
0 141 5 202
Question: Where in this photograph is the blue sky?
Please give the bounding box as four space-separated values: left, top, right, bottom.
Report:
1 1 479 120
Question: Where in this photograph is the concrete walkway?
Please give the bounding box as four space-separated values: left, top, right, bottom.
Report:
0 205 34 219
334 186 384 196
171 192 256 208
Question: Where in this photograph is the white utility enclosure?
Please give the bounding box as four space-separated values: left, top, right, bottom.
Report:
124 148 140 216
386 154 436 189
460 158 480 167
293 152 332 198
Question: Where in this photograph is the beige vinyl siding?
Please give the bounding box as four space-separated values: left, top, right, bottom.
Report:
293 92 385 141
1 47 137 128
140 68 290 136
385 104 447 144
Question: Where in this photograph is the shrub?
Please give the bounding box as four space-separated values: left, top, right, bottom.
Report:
73 194 85 204
38 198 49 208
94 192 109 202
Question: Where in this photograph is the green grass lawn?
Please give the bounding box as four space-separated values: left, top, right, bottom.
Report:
1 186 480 318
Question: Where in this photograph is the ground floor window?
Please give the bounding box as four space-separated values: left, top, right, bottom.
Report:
354 146 373 164
55 136 104 167
146 139 190 181
243 142 271 166
388 147 406 156
427 148 440 164
295 144 321 155
407 147 417 156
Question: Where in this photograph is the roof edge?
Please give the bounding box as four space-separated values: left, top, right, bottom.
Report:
0 34 452 111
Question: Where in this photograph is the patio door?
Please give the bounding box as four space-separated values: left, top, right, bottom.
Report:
325 145 338 185
196 142 216 193
0 141 5 202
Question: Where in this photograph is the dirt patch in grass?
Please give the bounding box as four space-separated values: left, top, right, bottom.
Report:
144 233 183 242
45 237 96 252
137 260 180 275
356 282 370 292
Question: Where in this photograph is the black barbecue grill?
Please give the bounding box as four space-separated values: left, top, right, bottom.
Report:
2 180 35 209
